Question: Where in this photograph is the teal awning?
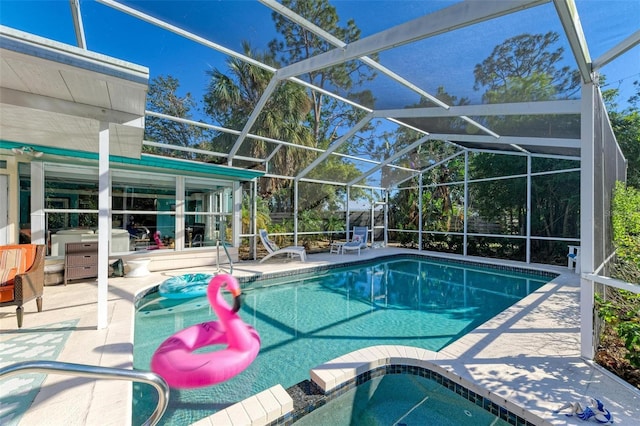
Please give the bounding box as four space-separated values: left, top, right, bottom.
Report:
0 141 263 181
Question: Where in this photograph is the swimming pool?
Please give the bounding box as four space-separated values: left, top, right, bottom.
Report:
295 373 511 426
132 256 550 425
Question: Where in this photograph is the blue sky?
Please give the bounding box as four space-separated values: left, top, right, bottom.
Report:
1 0 638 112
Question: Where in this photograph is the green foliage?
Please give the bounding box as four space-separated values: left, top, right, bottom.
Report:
473 32 579 99
241 194 271 234
204 41 313 190
596 291 640 368
606 80 640 188
595 181 640 370
612 182 640 269
144 75 206 158
325 216 345 243
269 0 378 143
268 221 295 247
466 33 580 261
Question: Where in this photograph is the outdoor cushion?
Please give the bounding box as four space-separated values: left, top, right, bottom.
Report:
0 244 45 327
0 245 38 303
0 245 37 284
0 272 16 302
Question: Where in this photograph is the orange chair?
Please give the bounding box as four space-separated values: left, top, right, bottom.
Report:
0 244 45 327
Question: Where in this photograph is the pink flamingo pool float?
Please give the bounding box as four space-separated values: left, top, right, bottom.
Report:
151 274 261 388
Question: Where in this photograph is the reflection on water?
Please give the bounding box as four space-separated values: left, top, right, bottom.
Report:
133 256 548 425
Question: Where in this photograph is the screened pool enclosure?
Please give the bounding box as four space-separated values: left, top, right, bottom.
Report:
0 0 638 354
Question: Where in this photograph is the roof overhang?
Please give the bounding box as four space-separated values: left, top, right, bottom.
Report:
0 25 149 159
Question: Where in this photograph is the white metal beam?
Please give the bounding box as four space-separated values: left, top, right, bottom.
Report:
97 121 110 330
99 0 372 113
296 114 373 180
259 0 450 111
228 77 280 163
69 0 87 49
553 0 592 83
580 82 596 359
374 100 581 118
392 151 465 188
593 29 640 70
98 0 275 72
429 133 581 149
276 0 547 80
143 141 264 164
346 135 432 186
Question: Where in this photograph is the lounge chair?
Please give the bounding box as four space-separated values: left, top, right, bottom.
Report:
258 229 307 263
342 226 369 255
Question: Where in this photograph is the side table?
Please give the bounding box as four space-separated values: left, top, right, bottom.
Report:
127 258 151 277
329 242 345 255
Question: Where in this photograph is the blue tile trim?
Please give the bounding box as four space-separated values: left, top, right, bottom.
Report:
239 253 557 288
135 253 558 306
276 364 539 426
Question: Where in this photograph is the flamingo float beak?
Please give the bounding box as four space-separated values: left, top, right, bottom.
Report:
231 287 242 313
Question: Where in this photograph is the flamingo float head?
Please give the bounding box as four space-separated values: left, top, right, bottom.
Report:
208 273 242 312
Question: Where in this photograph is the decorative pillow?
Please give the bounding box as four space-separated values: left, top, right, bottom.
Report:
352 234 362 243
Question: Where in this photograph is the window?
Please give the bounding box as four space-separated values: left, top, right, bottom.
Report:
112 171 176 252
185 178 233 248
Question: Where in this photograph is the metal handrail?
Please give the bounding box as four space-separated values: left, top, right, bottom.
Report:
216 238 233 275
0 360 169 426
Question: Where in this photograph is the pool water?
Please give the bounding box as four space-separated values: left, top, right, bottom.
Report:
132 257 548 425
295 374 511 426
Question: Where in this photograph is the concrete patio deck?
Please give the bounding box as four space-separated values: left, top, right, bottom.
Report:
1 248 638 425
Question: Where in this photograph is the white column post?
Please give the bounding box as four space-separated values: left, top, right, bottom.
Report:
30 161 45 244
252 179 258 260
232 182 242 249
580 82 596 359
293 180 299 246
346 186 351 237
526 155 532 263
418 173 423 251
384 190 389 247
97 121 111 330
463 151 469 256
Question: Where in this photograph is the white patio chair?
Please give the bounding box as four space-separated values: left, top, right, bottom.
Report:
258 229 307 263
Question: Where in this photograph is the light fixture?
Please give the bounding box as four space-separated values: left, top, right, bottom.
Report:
11 146 44 158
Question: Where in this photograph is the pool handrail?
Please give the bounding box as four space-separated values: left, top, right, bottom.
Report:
0 360 169 426
216 238 233 275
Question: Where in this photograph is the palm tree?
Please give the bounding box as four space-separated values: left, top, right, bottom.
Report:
204 41 313 195
325 215 345 243
241 195 271 234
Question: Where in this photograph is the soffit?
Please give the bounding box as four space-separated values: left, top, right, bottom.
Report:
0 26 149 159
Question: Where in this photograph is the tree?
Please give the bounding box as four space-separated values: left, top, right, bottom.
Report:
387 87 466 250
268 0 377 211
203 41 314 196
241 194 271 234
205 3 380 234
604 80 640 188
471 33 580 261
145 76 206 159
268 0 377 145
474 32 579 101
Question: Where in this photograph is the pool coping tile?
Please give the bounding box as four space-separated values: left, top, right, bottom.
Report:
204 385 293 426
255 388 282 423
224 400 253 426
242 395 268 425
